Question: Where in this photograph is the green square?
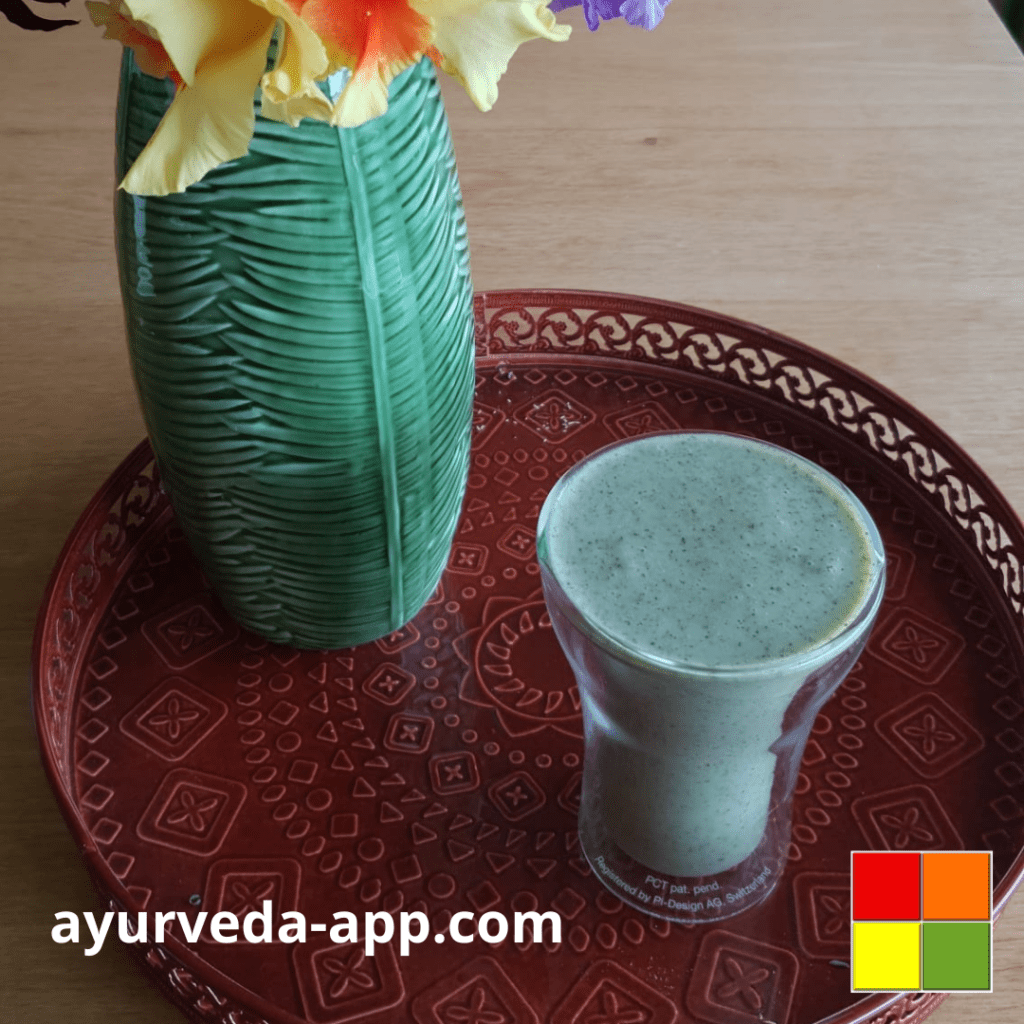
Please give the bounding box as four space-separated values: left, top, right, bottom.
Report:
921 922 991 991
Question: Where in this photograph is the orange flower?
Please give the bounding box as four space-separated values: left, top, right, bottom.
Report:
284 0 570 126
283 0 432 126
88 0 570 191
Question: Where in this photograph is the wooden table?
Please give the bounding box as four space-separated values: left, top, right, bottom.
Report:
2 2 1022 1021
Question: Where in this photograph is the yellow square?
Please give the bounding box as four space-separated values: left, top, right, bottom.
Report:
852 921 921 990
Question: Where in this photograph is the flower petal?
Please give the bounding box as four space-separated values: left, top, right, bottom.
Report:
427 1 570 112
259 3 333 125
259 81 334 127
581 0 620 31
121 16 277 195
119 0 225 87
121 0 269 87
619 0 669 30
84 1 182 84
299 0 433 127
547 0 670 30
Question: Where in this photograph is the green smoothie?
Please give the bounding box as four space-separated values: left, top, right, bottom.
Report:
543 432 876 667
537 431 885 884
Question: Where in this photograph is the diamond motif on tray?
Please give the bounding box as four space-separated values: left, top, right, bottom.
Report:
851 784 963 851
978 634 1005 657
496 525 536 562
990 795 1024 822
551 960 676 1024
466 880 501 912
362 664 416 707
375 623 420 655
602 402 678 440
996 762 1024 786
81 784 114 811
448 542 489 576
869 607 965 685
137 768 247 856
88 657 117 680
987 666 1016 689
488 771 545 822
430 752 480 795
687 931 799 1024
294 934 404 1024
107 852 135 879
384 713 435 754
996 728 1024 753
111 597 139 620
966 605 993 628
77 750 110 777
200 858 301 944
391 854 423 884
551 888 587 921
792 873 850 959
76 718 109 744
97 627 127 651
120 677 228 761
874 692 985 778
91 818 122 845
412 957 538 1024
81 687 113 711
513 390 595 442
993 695 1023 721
141 595 239 669
127 571 155 593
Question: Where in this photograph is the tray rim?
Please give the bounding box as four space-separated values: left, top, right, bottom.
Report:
476 288 1024 586
33 287 1024 1024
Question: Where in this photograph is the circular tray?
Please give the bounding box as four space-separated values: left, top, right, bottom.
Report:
33 290 1024 1024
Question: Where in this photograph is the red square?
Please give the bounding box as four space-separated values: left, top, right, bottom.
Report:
852 851 921 920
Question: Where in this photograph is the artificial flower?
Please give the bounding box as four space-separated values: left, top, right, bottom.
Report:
276 0 435 127
427 1 571 114
547 0 669 32
86 0 330 195
87 0 572 192
85 1 184 85
283 0 570 127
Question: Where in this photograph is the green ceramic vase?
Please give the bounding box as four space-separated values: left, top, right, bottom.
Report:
114 52 475 649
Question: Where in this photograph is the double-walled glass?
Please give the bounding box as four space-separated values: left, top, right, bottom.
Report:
537 433 886 923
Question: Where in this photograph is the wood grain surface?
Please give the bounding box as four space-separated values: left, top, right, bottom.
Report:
1 2 1022 1022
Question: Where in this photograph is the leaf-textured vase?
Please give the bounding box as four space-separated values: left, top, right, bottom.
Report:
114 53 475 649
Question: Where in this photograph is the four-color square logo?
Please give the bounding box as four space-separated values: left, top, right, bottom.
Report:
851 851 992 992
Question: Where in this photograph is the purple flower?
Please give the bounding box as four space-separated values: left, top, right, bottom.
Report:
548 0 671 32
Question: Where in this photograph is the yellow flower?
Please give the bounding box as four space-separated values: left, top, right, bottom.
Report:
287 0 571 127
86 0 329 195
89 0 571 193
427 1 571 114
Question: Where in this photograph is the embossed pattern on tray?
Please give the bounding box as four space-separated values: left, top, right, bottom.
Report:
33 290 1024 1024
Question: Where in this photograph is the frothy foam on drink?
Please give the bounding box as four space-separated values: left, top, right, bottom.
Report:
542 433 876 667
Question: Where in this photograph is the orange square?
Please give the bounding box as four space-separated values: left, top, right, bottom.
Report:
922 852 990 920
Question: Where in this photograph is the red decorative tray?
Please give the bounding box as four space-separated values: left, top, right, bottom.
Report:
33 290 1024 1024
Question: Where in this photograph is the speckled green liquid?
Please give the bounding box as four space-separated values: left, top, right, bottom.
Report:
537 432 885 916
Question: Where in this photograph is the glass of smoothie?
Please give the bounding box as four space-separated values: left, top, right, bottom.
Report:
536 431 886 923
